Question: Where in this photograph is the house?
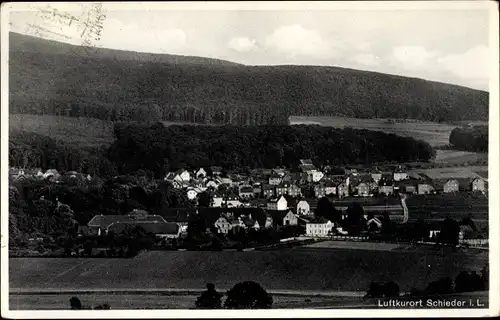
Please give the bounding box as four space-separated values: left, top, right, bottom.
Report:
305 217 334 237
287 184 302 198
196 168 207 178
269 174 283 186
367 216 383 232
418 183 435 195
162 208 197 231
212 193 224 207
471 178 486 192
262 184 275 198
371 173 383 184
276 183 290 197
296 200 311 215
272 168 287 177
239 185 254 199
210 166 223 177
337 180 350 198
354 182 370 197
43 169 61 180
214 215 241 234
205 179 220 189
267 195 288 211
225 197 243 208
443 179 459 193
88 213 166 236
252 183 262 197
108 221 182 239
267 209 298 227
393 170 409 181
306 170 324 183
220 177 233 187
394 180 417 194
324 180 337 196
241 214 260 230
314 184 326 199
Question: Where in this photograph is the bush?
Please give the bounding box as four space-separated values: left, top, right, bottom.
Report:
425 277 453 295
365 281 400 298
224 281 273 309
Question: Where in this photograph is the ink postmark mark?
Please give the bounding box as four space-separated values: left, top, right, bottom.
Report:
21 3 106 52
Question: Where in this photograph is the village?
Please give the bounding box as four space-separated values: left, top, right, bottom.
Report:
9 158 488 255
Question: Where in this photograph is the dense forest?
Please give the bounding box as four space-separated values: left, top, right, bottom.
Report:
107 123 435 176
10 32 488 125
449 125 488 152
10 124 435 178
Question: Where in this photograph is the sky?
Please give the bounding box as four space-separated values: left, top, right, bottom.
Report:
8 2 493 91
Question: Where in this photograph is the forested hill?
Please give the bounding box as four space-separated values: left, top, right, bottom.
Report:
10 32 488 125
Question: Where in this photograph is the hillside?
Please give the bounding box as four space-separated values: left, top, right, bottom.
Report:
9 32 489 125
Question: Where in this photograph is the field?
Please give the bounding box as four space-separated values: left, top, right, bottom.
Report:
9 247 487 295
9 114 115 147
406 193 488 227
289 116 457 147
432 150 488 166
410 166 488 180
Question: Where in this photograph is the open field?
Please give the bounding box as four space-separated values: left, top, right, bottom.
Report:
9 248 487 296
9 114 115 147
432 150 488 166
406 193 488 227
410 166 488 180
9 291 488 310
289 116 457 147
303 241 403 251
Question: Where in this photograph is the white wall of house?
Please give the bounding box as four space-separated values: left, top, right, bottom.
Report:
214 217 232 234
212 196 223 207
306 221 333 237
283 211 298 226
187 189 198 200
196 168 207 178
393 172 408 181
296 200 310 215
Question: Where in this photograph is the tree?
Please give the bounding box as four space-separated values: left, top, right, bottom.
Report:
195 283 223 309
454 271 473 293
425 277 453 295
198 191 212 207
344 202 366 235
480 265 489 290
314 197 341 223
224 281 273 309
438 217 460 246
383 281 400 297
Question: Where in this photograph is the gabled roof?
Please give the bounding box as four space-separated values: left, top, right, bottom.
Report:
162 208 198 223
266 209 293 222
211 166 223 172
300 164 317 172
307 216 331 224
88 214 166 229
300 159 314 165
263 184 275 191
108 221 180 235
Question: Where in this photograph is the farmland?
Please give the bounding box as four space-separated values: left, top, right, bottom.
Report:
9 247 487 295
409 166 488 180
406 193 488 227
289 116 457 147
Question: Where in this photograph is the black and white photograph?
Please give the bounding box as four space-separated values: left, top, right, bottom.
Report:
1 1 498 317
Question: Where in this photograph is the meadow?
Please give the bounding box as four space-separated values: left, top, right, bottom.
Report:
290 116 457 147
9 247 487 295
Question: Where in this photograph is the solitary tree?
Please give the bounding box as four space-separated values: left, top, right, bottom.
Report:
224 281 273 309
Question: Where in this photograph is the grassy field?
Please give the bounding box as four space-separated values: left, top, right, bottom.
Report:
289 116 457 147
406 193 488 227
432 150 488 166
9 247 487 295
410 166 488 180
9 114 115 147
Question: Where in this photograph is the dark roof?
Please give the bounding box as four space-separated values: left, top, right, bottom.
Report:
308 216 331 224
108 222 180 235
266 209 292 222
88 214 166 229
162 208 198 223
300 159 314 165
199 207 268 226
300 164 317 172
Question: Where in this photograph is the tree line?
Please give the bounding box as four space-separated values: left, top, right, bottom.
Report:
107 123 435 177
449 125 488 152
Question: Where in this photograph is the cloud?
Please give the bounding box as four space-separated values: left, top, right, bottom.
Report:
227 37 258 53
352 53 381 67
391 46 439 70
437 45 489 81
100 18 186 54
265 24 336 60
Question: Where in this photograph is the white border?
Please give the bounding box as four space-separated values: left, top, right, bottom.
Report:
1 1 499 318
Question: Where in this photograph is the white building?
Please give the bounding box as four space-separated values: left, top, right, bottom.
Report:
196 168 207 178
296 200 311 216
306 219 334 237
212 195 224 207
307 170 324 183
267 195 288 211
393 171 409 181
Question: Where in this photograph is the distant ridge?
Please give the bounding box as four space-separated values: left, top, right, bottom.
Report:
9 32 489 125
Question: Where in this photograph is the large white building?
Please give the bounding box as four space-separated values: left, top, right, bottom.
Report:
306 218 334 237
